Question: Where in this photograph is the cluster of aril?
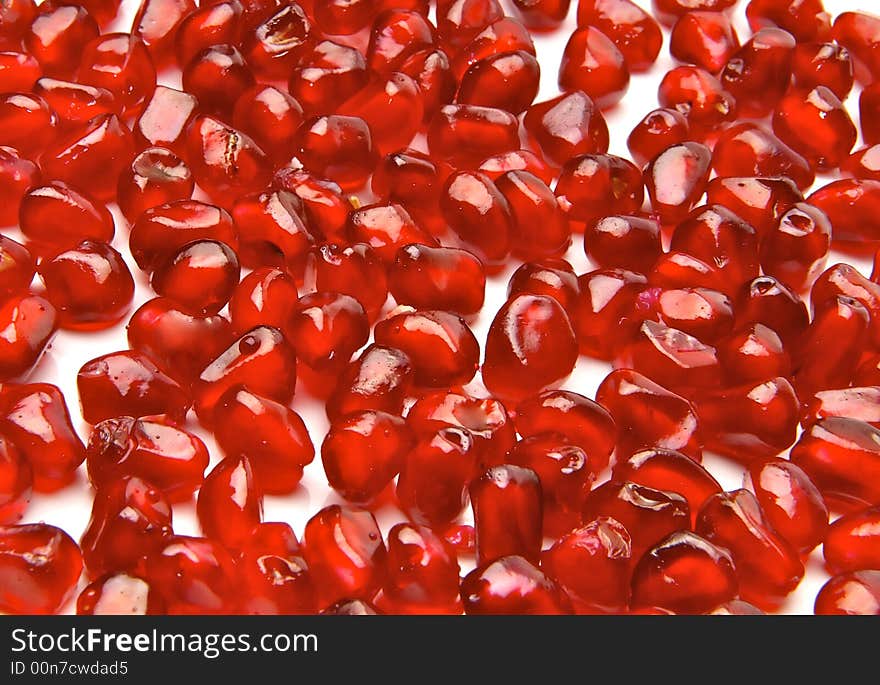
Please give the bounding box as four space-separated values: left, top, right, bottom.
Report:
1 0 880 616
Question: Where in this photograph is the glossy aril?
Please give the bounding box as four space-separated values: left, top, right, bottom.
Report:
506 260 580 318
541 517 631 614
626 107 689 168
77 351 190 425
314 0 372 35
296 115 376 192
0 0 37 51
696 489 804 609
523 91 609 167
719 28 794 119
232 190 313 272
471 464 543 565
773 86 857 170
717 324 791 385
793 42 854 99
824 506 880 574
0 523 83 614
401 48 457 122
133 86 198 156
86 416 207 502
0 148 38 227
366 9 435 74
440 171 512 265
630 530 737 615
436 0 504 50
597 368 702 461
451 18 535 80
19 181 114 255
371 150 450 236
803 386 880 429
760 203 831 292
347 202 436 264
706 176 802 238
175 1 242 68
133 0 195 67
117 147 193 224
815 571 880 615
25 6 99 78
232 85 303 164
238 522 314 615
462 555 571 614
0 94 57 158
312 243 388 321
861 82 880 146
749 458 828 554
322 410 413 504
80 476 172 577
41 113 134 201
326 344 413 421
427 104 519 168
578 0 663 72
649 252 724 292
197 455 262 550
389 244 485 316
644 142 712 225
658 66 736 135
457 50 539 115
736 275 809 349
338 73 423 156
555 153 644 225
808 178 880 247
274 167 349 242
575 268 647 359
841 145 880 181
559 27 629 109
670 11 739 73
288 292 369 378
585 215 661 273
0 295 57 382
243 4 312 78
151 240 240 316
289 40 368 116
0 436 30 524
747 0 831 43
497 171 570 260
145 536 237 614
483 294 577 403
78 33 156 116
712 122 814 190
0 383 84 492
39 240 134 330
303 505 386 607
33 77 117 128
128 298 234 388
77 573 163 615
833 11 880 85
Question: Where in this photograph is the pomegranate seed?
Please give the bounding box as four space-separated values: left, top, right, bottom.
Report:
0 296 58 382
232 85 303 165
25 5 99 78
175 1 242 68
792 41 854 99
644 142 712 225
575 268 647 359
0 436 31 525
559 27 630 109
296 115 376 192
0 148 39 227
0 94 57 159
706 176 803 238
117 147 193 224
712 122 814 190
506 260 580 317
427 104 519 168
578 0 663 71
33 77 117 128
133 0 195 67
717 324 792 384
747 0 831 43
440 170 512 265
815 571 880 615
773 86 857 170
556 153 644 225
462 555 572 614
151 240 240 316
627 108 689 168
824 506 880 574
658 66 736 135
77 573 163 615
313 243 389 321
389 244 485 316
197 455 262 550
524 91 610 167
720 28 795 119
326 344 413 421
803 386 880 429
133 86 198 156
78 33 156 116
242 4 312 78
670 11 740 73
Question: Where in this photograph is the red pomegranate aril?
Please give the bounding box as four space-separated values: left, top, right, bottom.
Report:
427 104 520 168
556 153 644 225
717 324 791 385
437 0 504 50
644 142 712 226
383 523 461 615
627 108 689 168
128 298 234 388
182 44 253 118
74 0 122 27
842 145 880 181
389 244 485 317
0 0 37 51
630 530 737 615
175 1 242 68
228 268 297 337
575 268 647 359
78 33 156 116
803 387 880 429
25 5 100 78
747 0 831 42
41 113 134 201
0 148 38 227
861 82 880 146
696 489 804 609
633 286 734 344
347 202 436 264
133 86 198 156
506 433 593 536
483 294 578 403
0 295 57 382
462 554 572 615
80 475 173 577
289 292 369 380
452 17 535 80
706 176 803 238
791 418 880 511
497 171 570 260
232 190 313 272
325 344 413 421
19 181 114 255
366 9 435 75
795 296 869 397
0 523 83 614
720 28 794 119
117 147 193 224
407 389 516 469
274 167 349 242
811 263 880 345
583 481 690 562
312 243 389 321
77 351 190 425
671 204 760 296
443 523 475 554
371 150 449 236
578 0 663 72
824 506 880 574
559 27 629 109
186 115 270 206
670 11 739 73
793 42 854 99
524 92 609 168
77 573 163 615
296 115 376 192
86 416 208 501
197 455 262 551
39 240 134 331
303 505 386 607
506 260 580 317
440 171 512 265
0 437 31 524
597 368 703 462
322 410 413 504
695 376 800 463
133 0 195 67
313 0 372 35
748 458 828 554
815 570 880 615
33 77 117 128
289 40 368 117
458 50 540 115
541 517 631 614
649 252 723 293
144 536 237 614
773 86 857 171
151 240 240 316
658 66 736 135
736 275 809 349
471 464 542 566
401 48 457 122
585 215 661 273
232 85 302 165
712 122 814 190
808 178 880 247
0 93 57 158
397 427 477 526
243 3 312 78
760 203 831 292
833 11 880 84
194 326 296 426
0 383 84 492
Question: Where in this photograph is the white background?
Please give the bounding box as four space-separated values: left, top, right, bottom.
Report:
8 0 875 614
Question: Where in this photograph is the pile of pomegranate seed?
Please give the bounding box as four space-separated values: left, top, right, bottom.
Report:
2 0 880 617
